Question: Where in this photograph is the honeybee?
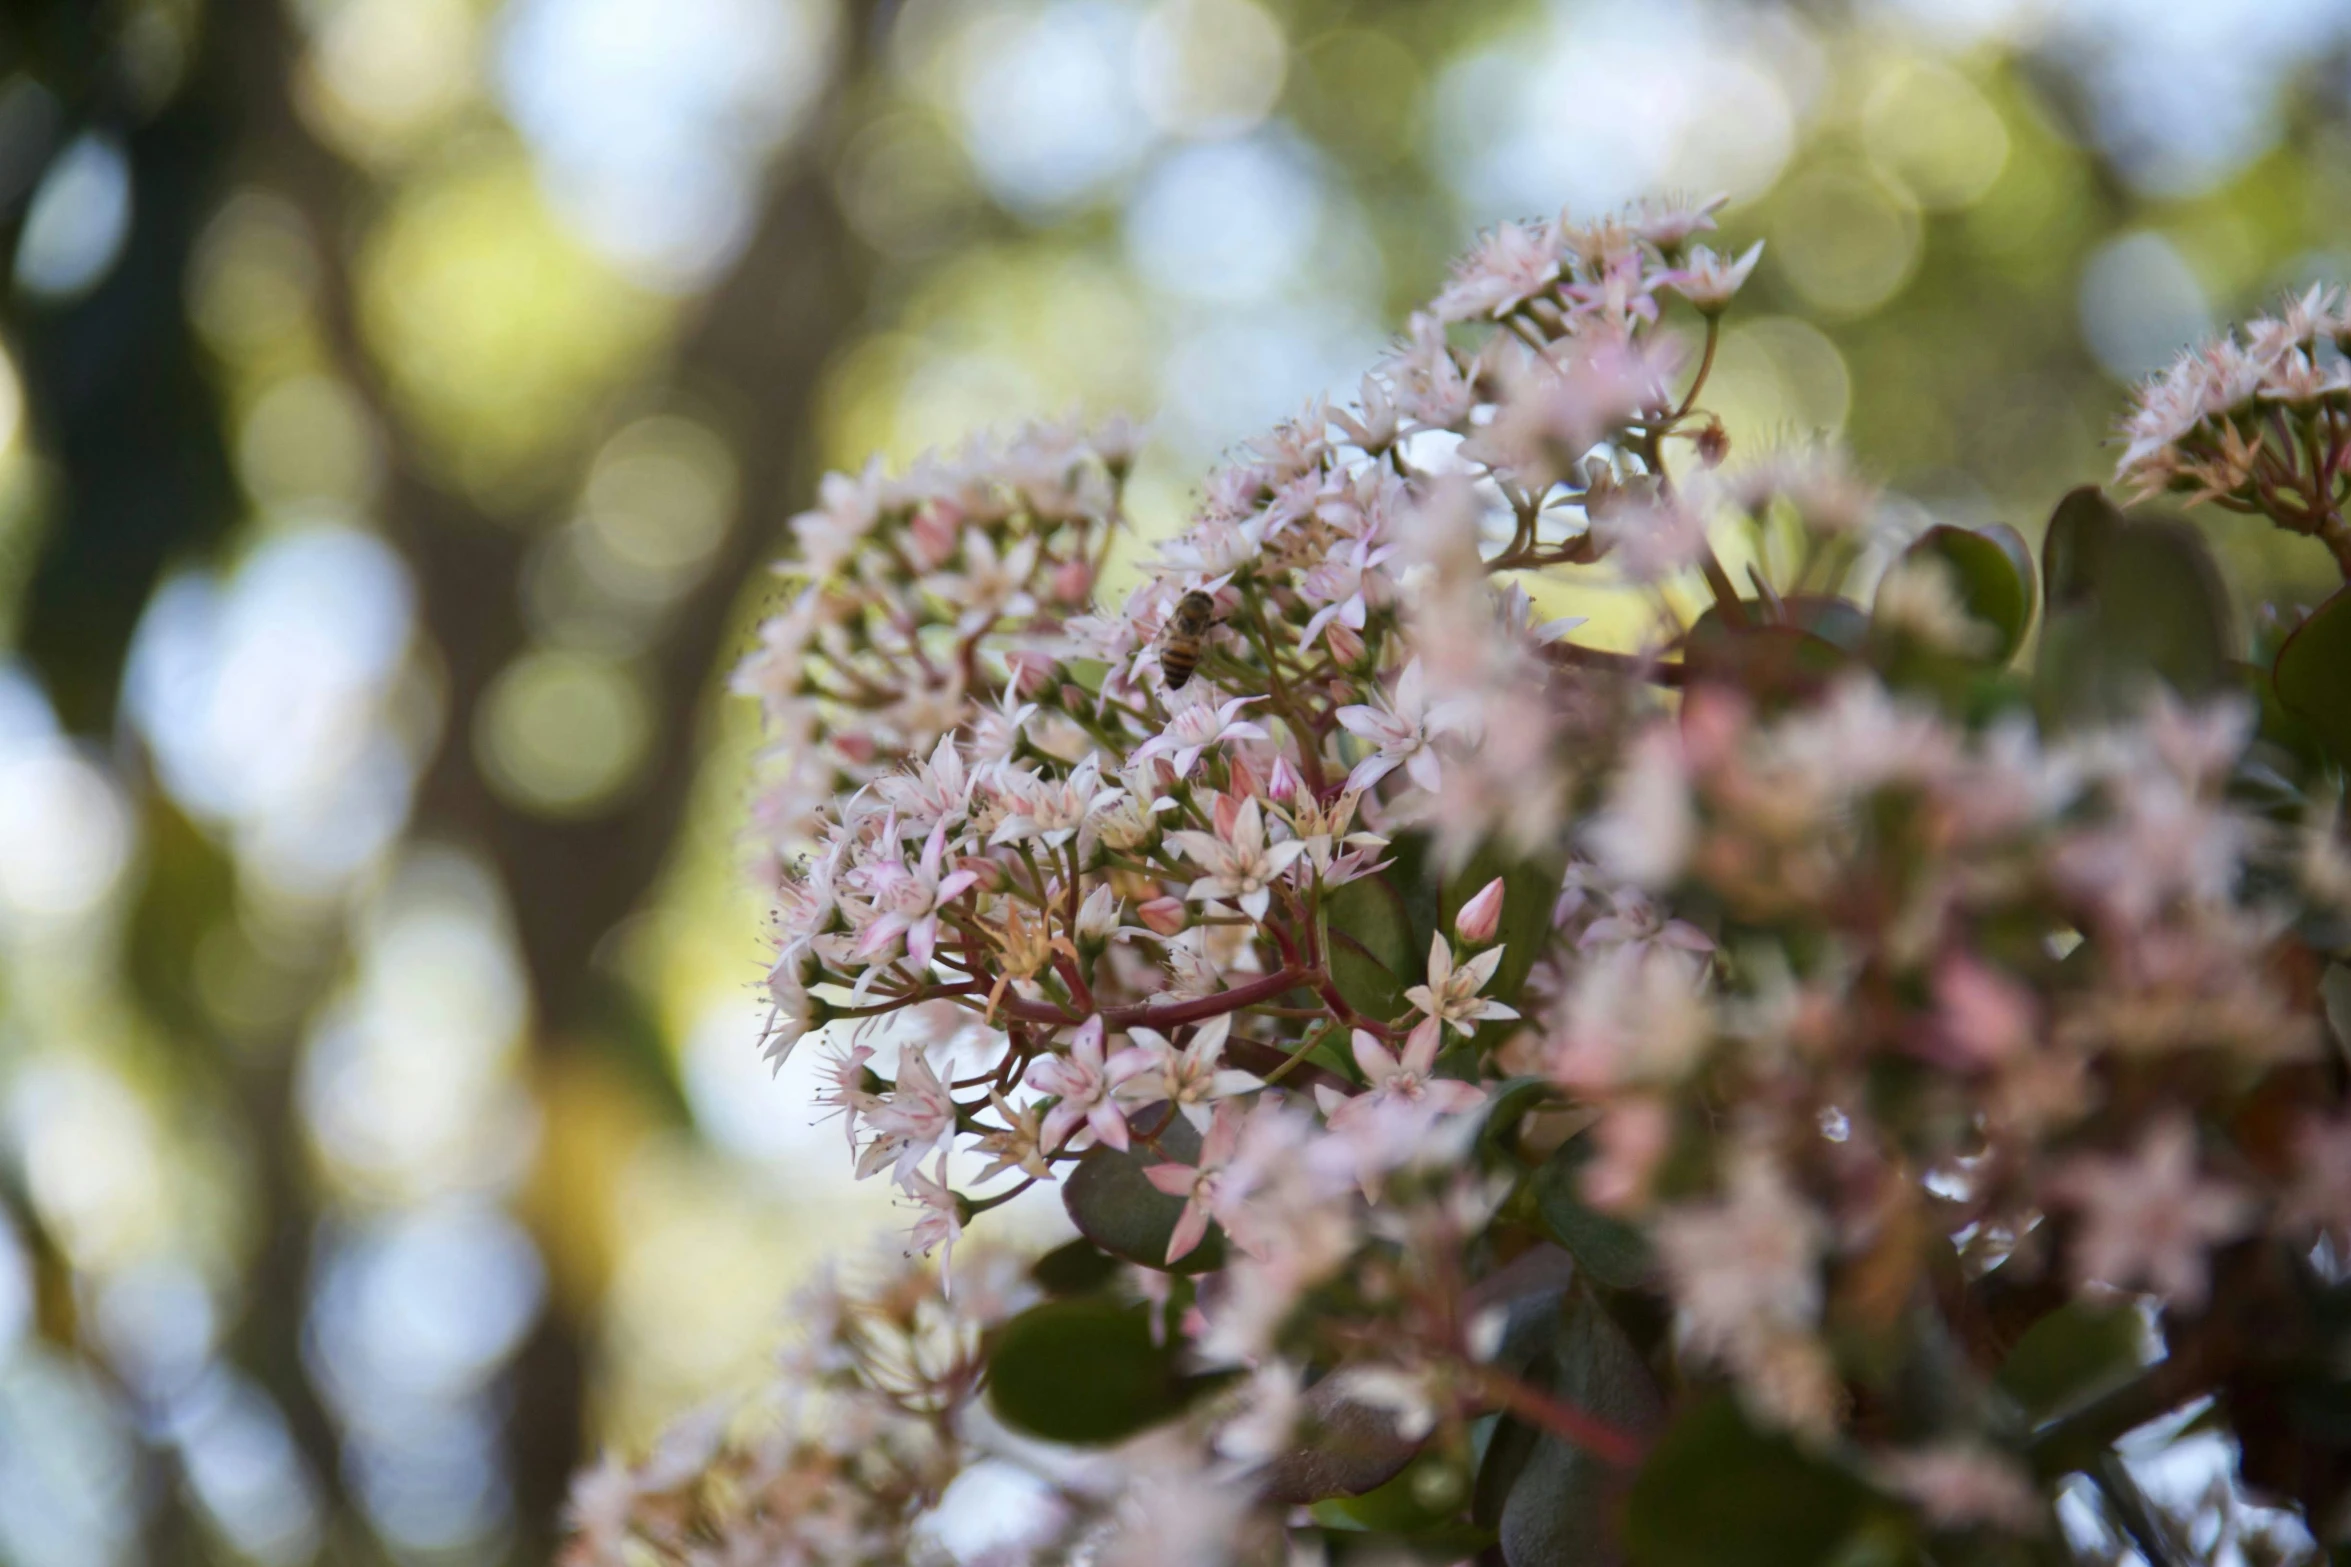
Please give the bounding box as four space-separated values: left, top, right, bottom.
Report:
1156 589 1219 690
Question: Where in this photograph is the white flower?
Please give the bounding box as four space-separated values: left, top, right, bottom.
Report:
1118 1014 1264 1131
1134 695 1271 779
930 527 1040 635
1336 659 1464 794
1167 796 1310 922
1403 933 1518 1036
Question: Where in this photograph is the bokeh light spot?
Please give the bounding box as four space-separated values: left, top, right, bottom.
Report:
1768 165 1922 317
13 134 131 302
2078 230 2212 380
1862 58 2010 212
1133 0 1286 140
475 648 654 817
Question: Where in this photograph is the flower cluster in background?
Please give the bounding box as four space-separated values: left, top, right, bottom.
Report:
566 195 2351 1567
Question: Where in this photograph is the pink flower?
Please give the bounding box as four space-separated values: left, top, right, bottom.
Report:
1144 1101 1246 1264
1027 1016 1151 1153
1404 933 1519 1037
903 1153 965 1287
1577 889 1714 958
1661 241 1763 313
1134 695 1271 779
1655 1153 1824 1356
1934 956 2036 1069
853 821 980 971
2050 1118 2253 1309
1431 219 1564 322
863 1046 959 1186
1314 1021 1485 1132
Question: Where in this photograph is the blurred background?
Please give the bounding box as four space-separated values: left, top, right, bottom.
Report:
2 0 2351 1559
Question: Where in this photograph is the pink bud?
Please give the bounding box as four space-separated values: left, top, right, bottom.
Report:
959 856 1007 893
834 733 876 765
1051 558 1095 605
1004 649 1053 696
907 506 959 569
1267 755 1304 802
1211 790 1242 839
1137 896 1188 936
1326 621 1365 665
1227 751 1264 800
1455 876 1506 944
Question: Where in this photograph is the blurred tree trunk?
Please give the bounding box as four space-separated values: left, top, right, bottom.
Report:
226 0 881 1548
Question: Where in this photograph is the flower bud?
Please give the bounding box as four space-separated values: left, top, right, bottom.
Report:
1051 558 1094 605
1267 755 1305 802
1692 417 1729 468
1076 882 1120 942
1137 896 1188 936
1455 876 1506 944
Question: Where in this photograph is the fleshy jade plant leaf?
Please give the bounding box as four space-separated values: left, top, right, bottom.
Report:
1624 1395 1897 1567
2274 588 2351 772
1495 1284 1664 1567
2037 505 2232 723
986 1294 1213 1445
1682 598 1859 710
1879 522 2038 666
1061 1104 1227 1273
1322 871 1416 1025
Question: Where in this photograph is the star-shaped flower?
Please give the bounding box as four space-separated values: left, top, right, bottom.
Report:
1403 933 1518 1037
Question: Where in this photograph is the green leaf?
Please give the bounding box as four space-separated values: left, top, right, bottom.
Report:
2040 486 2124 610
1476 1076 1561 1164
986 1295 1210 1445
1531 1134 1654 1292
1029 1237 1122 1297
2274 588 2351 772
1993 1301 2149 1423
1625 1394 1888 1567
1313 1452 1490 1551
1881 523 2037 665
1497 1284 1665 1567
2036 516 2232 725
1061 1105 1227 1274
1683 605 1856 711
1324 871 1416 1024
1267 1375 1430 1504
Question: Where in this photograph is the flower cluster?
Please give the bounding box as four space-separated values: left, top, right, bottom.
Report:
572 194 2351 1567
2115 282 2351 576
